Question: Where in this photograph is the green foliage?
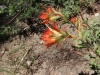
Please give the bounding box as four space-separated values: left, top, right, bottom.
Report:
82 20 100 47
0 0 96 20
61 0 95 19
0 0 41 41
75 16 100 72
0 0 41 19
0 26 10 36
62 0 80 18
0 24 20 41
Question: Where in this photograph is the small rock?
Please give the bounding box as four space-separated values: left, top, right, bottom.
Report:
40 41 44 44
95 13 99 16
26 60 32 66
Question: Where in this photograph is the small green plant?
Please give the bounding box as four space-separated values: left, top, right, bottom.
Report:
0 26 10 36
0 0 95 20
78 17 100 73
0 24 20 41
58 0 95 19
0 0 41 19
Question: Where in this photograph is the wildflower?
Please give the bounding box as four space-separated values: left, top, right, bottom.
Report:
42 28 56 48
39 5 63 24
70 16 87 28
70 17 77 24
39 12 48 20
42 22 73 48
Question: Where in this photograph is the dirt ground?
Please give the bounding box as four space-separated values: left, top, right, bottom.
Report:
0 2 100 75
0 30 92 75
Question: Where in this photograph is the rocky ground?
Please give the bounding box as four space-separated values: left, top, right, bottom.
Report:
0 30 92 75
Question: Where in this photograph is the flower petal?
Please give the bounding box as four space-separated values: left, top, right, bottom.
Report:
70 17 77 24
39 12 48 20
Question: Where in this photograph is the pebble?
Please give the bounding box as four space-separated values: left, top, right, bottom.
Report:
94 13 99 17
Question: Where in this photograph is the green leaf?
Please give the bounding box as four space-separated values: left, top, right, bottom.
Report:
82 30 91 42
93 42 98 50
90 59 95 65
96 47 100 54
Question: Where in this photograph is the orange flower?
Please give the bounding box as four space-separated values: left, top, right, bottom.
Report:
39 12 48 20
70 17 77 24
42 22 73 48
39 5 63 24
42 29 56 48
